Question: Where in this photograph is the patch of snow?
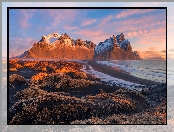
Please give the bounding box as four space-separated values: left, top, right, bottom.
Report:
95 38 114 54
64 38 72 45
94 33 131 54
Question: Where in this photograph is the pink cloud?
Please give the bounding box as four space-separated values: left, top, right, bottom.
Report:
74 29 103 37
137 27 166 45
99 15 113 25
72 11 165 48
64 25 78 31
108 14 166 50
112 12 166 34
126 31 138 38
40 9 77 27
9 37 38 57
17 9 36 28
36 26 53 33
149 47 157 50
138 50 166 59
161 50 166 53
81 19 97 26
74 29 110 44
118 15 160 28
115 9 156 19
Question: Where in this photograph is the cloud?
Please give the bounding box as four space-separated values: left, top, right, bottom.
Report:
99 15 113 25
35 26 55 35
73 29 110 44
138 50 166 59
136 27 166 45
9 37 37 57
115 9 156 19
81 19 97 26
17 9 36 28
95 12 166 48
73 10 165 47
64 25 78 31
8 8 166 57
126 31 138 38
115 13 165 31
40 9 78 27
149 47 157 50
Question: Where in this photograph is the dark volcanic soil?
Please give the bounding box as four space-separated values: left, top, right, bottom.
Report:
8 60 166 125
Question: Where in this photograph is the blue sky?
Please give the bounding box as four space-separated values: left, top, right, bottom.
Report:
2 2 173 59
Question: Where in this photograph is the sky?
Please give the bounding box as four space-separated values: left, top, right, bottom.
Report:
2 2 174 59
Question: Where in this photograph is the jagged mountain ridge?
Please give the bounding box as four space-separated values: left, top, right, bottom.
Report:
16 32 141 60
94 33 141 60
18 33 96 59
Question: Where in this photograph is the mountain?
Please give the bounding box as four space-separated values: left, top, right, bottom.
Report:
17 33 96 59
15 32 141 60
94 33 141 60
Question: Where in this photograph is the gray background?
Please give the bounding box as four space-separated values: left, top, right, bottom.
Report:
1 1 173 132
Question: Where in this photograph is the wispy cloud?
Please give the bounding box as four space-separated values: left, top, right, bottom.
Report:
17 9 36 28
126 31 138 38
149 47 157 50
74 29 103 37
64 25 78 31
81 19 97 26
161 50 166 52
74 29 109 43
138 50 166 59
116 12 165 30
40 9 78 27
9 37 37 57
95 12 166 51
99 15 113 25
136 27 166 45
96 12 165 38
115 9 155 19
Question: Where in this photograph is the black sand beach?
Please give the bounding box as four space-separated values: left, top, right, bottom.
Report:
8 60 166 124
87 60 161 86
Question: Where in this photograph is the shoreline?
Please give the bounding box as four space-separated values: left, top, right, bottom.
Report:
75 60 162 86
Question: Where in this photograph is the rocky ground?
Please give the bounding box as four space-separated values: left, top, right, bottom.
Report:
8 60 166 124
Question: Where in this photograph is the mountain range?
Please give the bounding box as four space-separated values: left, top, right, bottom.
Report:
14 32 141 60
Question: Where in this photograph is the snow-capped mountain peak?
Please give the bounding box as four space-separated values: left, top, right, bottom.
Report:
95 33 131 54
